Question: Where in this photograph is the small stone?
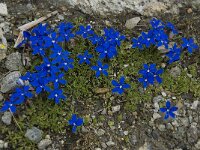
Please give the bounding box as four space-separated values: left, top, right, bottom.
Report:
124 131 129 135
0 93 3 101
161 92 167 97
170 66 181 77
195 140 200 149
158 124 166 132
105 20 111 26
187 73 192 78
166 123 173 130
0 71 21 93
101 142 107 148
112 105 120 113
153 95 163 103
153 113 161 120
187 8 193 14
2 111 12 125
25 127 43 143
0 140 4 149
191 100 199 110
187 125 198 144
45 135 51 139
38 139 52 150
0 3 8 16
95 148 101 150
180 118 189 127
5 52 23 71
3 142 8 148
96 129 105 136
58 15 64 20
139 141 151 150
106 141 115 146
81 126 89 133
125 17 141 29
154 102 160 112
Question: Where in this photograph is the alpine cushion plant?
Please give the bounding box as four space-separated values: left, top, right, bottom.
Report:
160 100 178 120
68 114 84 133
0 17 199 136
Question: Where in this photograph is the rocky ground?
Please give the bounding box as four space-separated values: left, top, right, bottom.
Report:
0 0 200 150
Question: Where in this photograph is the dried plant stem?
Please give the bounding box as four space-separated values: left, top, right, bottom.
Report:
9 109 23 132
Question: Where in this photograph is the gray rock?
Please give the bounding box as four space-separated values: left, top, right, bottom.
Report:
191 100 199 110
0 140 4 149
112 105 120 113
195 140 200 149
0 28 7 61
96 129 105 136
180 118 189 127
139 141 151 150
2 111 12 125
0 71 21 93
129 134 137 145
170 66 181 77
56 0 176 16
153 95 163 103
187 125 198 144
125 17 141 29
5 52 23 71
153 113 161 120
0 22 10 33
38 139 52 150
158 124 166 132
106 140 115 146
0 3 8 16
0 93 3 101
25 127 43 143
58 14 64 20
3 142 8 148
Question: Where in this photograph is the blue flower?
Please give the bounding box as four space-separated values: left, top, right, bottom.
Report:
32 23 51 37
154 30 169 48
160 100 178 120
49 73 67 88
91 61 109 78
76 25 94 38
57 22 75 42
141 31 155 48
10 86 33 105
17 31 31 47
89 34 103 45
48 89 66 104
50 45 70 64
58 58 74 71
166 22 178 34
1 101 16 113
138 64 163 88
68 114 83 133
112 76 131 94
181 38 198 54
132 36 144 50
104 28 125 46
96 41 117 59
166 43 181 64
77 50 93 65
150 18 165 30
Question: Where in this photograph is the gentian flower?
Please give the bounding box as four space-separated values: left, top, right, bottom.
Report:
76 25 94 38
111 76 131 94
160 100 178 120
49 73 67 88
10 86 33 105
138 64 163 88
1 101 16 113
91 61 109 77
59 58 74 71
150 18 165 30
57 22 74 42
17 31 31 47
166 43 181 64
96 41 117 59
88 34 103 45
48 89 66 104
132 36 144 50
181 38 198 54
141 31 155 48
166 22 178 34
68 114 83 133
77 50 93 65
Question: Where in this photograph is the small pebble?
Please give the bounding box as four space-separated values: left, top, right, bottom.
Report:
161 92 167 97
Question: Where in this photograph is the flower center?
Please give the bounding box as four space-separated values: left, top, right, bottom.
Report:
55 94 58 97
99 68 102 71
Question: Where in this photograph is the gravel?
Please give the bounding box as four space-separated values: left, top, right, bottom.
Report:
25 127 43 143
1 111 12 125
